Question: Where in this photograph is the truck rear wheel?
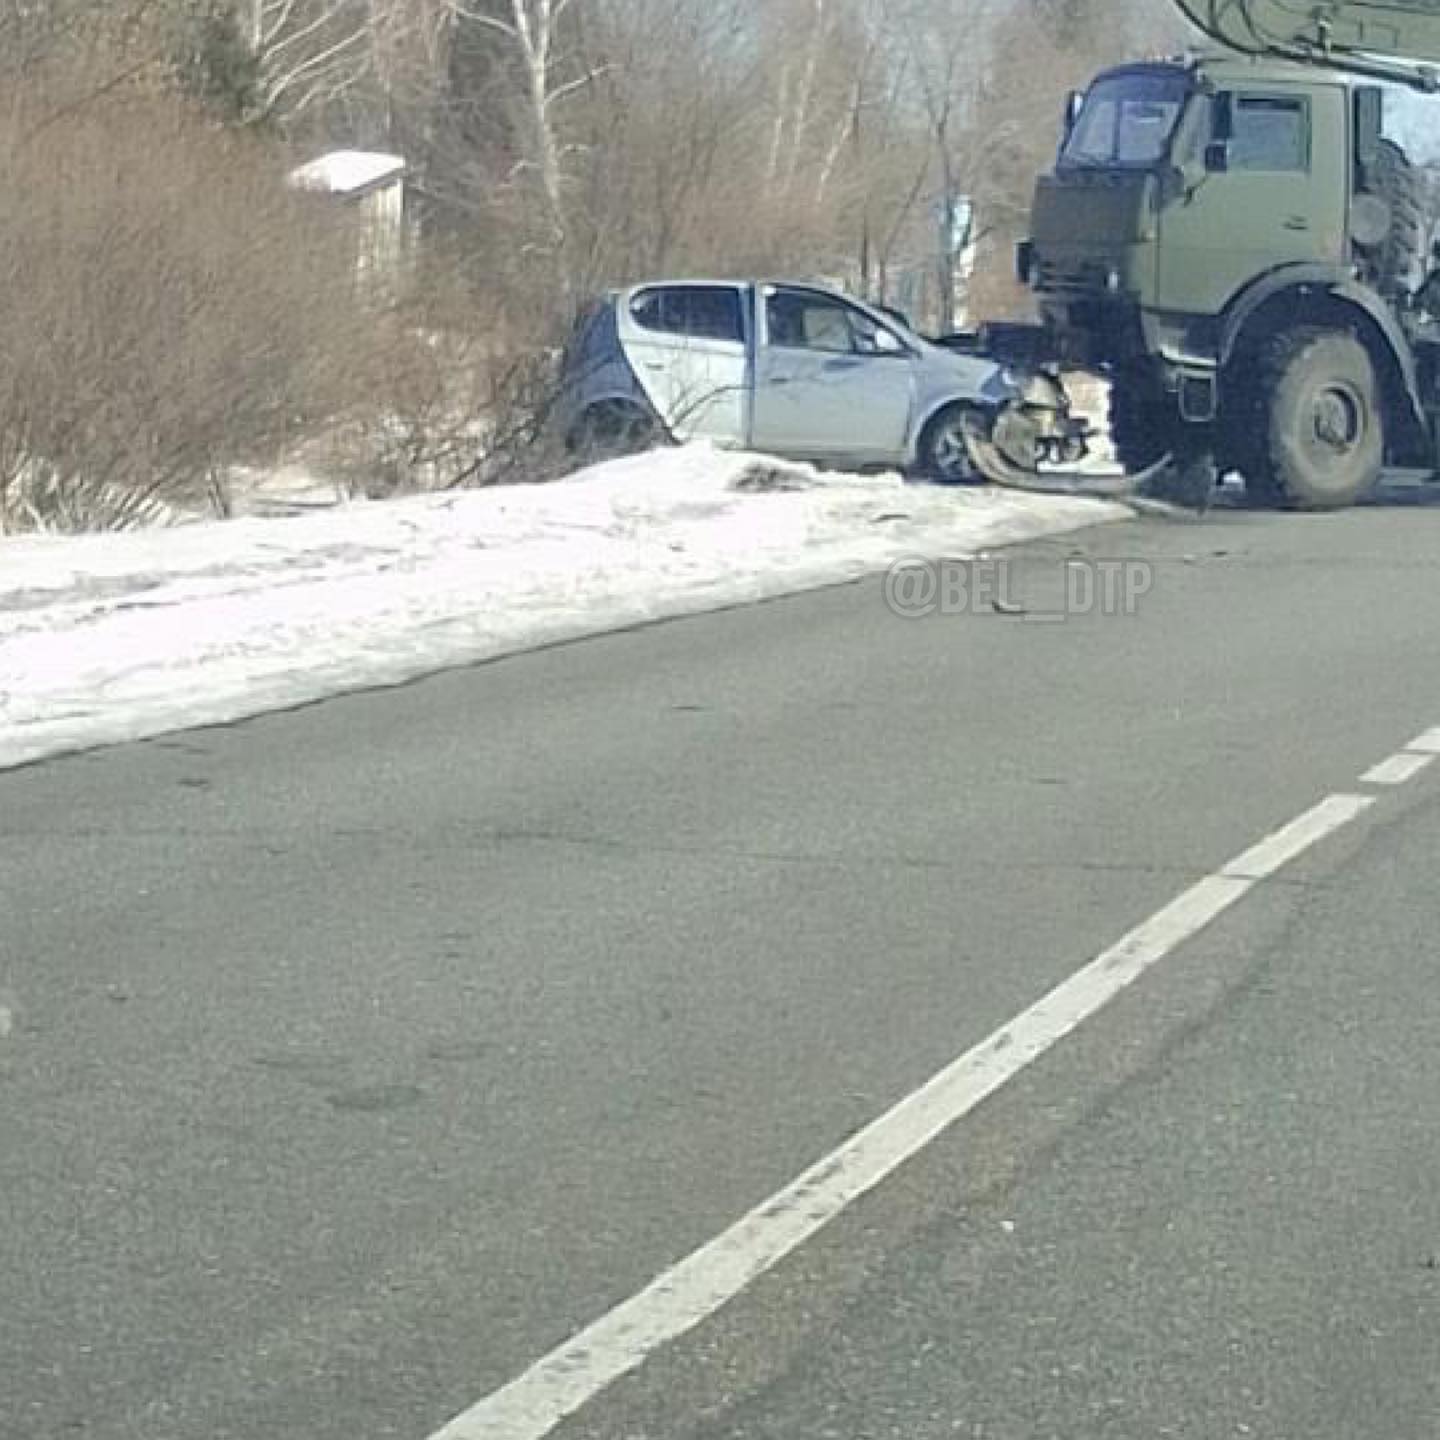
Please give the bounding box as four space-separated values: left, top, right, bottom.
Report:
1258 329 1382 510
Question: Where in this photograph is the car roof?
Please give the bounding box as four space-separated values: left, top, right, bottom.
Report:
616 278 856 295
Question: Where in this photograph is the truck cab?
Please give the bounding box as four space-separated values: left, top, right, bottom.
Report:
1030 56 1363 363
1018 0 1440 508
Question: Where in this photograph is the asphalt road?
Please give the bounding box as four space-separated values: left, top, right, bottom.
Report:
4 485 1440 1440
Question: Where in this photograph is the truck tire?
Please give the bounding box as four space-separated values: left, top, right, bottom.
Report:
1365 139 1424 299
1220 346 1283 505
1258 328 1382 510
1107 365 1178 474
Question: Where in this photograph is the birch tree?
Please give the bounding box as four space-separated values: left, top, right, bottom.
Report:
453 0 595 292
250 0 370 118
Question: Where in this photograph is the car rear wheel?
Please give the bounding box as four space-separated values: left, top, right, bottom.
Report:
567 400 659 463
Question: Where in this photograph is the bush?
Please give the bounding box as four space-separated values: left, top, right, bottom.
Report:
0 80 383 532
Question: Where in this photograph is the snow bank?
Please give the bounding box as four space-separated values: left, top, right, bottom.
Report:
0 446 1126 769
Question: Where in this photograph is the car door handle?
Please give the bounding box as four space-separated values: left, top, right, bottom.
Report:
1283 216 1309 231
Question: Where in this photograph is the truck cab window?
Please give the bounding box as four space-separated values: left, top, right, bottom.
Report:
1228 95 1308 172
1060 69 1189 169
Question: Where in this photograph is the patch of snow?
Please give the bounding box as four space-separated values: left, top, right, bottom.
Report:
0 445 1127 770
224 463 349 517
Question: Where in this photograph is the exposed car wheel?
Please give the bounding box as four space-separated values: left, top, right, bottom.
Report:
916 404 983 484
567 400 659 462
1259 328 1382 510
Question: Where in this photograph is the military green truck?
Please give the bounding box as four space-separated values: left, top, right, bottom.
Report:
979 0 1440 508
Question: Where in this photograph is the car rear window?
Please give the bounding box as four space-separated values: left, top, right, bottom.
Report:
630 286 744 343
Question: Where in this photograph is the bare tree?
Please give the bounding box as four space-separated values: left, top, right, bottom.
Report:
452 0 601 293
252 0 371 118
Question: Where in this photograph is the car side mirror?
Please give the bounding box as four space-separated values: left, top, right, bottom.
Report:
1206 91 1234 174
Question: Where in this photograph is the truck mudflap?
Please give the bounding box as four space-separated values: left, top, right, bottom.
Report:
960 369 1092 488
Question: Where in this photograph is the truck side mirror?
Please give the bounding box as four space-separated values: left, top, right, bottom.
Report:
1062 90 1083 139
1204 141 1230 173
1211 91 1234 143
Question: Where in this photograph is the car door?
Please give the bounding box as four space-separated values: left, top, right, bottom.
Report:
615 284 749 445
749 286 915 463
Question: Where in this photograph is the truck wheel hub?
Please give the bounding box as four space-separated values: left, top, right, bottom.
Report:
1313 387 1362 452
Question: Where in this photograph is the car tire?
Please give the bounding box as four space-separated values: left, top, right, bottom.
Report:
916 404 983 484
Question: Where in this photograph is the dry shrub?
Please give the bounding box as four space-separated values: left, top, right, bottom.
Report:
310 246 575 499
0 76 381 532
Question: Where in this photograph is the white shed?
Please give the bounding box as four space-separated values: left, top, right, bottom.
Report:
288 149 409 289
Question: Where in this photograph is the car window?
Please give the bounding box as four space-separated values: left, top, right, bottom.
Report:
630 286 744 343
766 290 896 355
1228 95 1308 172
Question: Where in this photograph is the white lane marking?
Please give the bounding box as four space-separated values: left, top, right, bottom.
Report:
1404 727 1440 755
427 790 1376 1440
1220 793 1374 880
1362 751 1437 787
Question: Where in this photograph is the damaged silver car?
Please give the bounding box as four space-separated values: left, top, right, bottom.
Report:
556 280 1085 484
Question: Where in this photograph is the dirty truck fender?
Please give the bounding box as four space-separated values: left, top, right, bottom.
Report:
1219 264 1426 436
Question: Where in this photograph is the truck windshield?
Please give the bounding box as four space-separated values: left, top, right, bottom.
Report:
1061 71 1189 169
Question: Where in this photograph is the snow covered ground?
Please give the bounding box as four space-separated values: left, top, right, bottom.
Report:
0 446 1128 771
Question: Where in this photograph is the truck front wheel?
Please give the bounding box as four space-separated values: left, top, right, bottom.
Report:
1108 364 1178 475
1259 329 1382 510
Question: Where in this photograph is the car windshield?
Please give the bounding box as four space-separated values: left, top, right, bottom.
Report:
1061 71 1189 169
